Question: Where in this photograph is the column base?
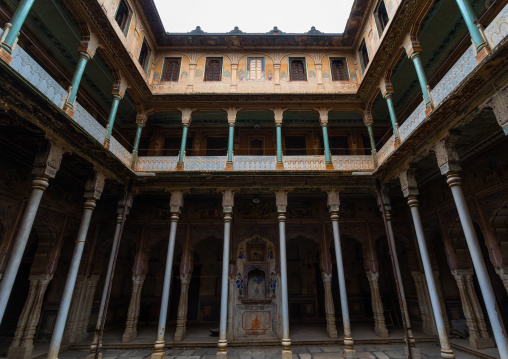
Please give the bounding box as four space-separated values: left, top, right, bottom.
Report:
475 46 491 64
326 162 334 170
174 332 185 342
281 350 292 359
230 84 237 93
470 337 494 349
394 139 402 148
407 346 421 359
374 326 389 338
425 104 434 116
327 326 338 339
0 46 13 65
150 353 165 359
176 163 184 171
103 141 110 149
344 349 357 359
440 349 455 359
186 85 194 93
7 344 34 359
216 352 228 359
63 105 75 118
86 353 102 359
121 330 137 343
225 162 233 170
277 163 284 170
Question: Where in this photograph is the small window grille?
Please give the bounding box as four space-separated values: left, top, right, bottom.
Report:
248 58 264 80
358 40 370 72
249 138 264 155
204 58 223 81
115 0 132 35
374 0 390 35
162 58 181 82
330 58 349 81
289 58 307 81
138 38 151 73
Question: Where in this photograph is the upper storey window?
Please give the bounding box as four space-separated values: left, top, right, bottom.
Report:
138 38 151 73
205 57 223 81
162 57 181 82
330 58 349 81
289 58 307 81
115 0 133 36
358 40 369 72
374 0 389 36
248 58 264 81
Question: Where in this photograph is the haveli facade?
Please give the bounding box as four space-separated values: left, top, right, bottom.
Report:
0 0 507 358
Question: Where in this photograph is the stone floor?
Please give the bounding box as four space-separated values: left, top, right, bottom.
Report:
56 343 488 359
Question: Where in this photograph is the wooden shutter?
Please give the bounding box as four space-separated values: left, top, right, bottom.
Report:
331 59 348 81
290 58 306 81
163 58 181 82
249 58 263 80
205 58 223 81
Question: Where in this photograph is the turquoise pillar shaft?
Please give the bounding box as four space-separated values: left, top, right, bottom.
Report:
1 0 36 53
66 53 91 108
410 53 432 108
366 123 377 163
104 95 122 146
321 124 332 164
227 123 234 164
455 0 486 53
131 123 143 166
178 124 189 165
276 123 283 165
384 95 400 141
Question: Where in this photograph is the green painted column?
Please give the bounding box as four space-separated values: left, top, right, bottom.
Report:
384 94 400 142
104 94 122 148
227 122 235 164
178 124 189 165
321 123 332 165
276 123 283 165
366 122 378 164
1 0 36 53
410 52 432 109
65 52 91 110
455 0 487 53
131 123 144 166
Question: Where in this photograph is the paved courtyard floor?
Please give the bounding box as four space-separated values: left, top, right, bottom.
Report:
57 343 488 359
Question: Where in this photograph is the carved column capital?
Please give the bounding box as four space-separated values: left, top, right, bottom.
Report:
433 131 462 175
402 33 422 58
112 75 129 99
32 141 66 179
275 190 288 213
222 190 234 213
178 108 196 125
327 191 340 213
169 191 184 214
270 107 287 124
379 77 394 98
363 111 374 125
398 165 419 198
77 31 100 59
314 106 332 125
224 107 241 124
84 171 105 201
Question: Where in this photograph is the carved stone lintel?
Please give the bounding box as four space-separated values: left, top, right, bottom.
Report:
222 190 234 212
170 191 184 213
77 31 100 59
398 166 419 198
433 131 462 175
275 190 288 212
32 141 65 179
327 191 340 212
84 171 106 200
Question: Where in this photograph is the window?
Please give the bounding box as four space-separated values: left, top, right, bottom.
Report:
330 58 349 81
289 58 307 81
374 0 390 36
206 137 228 156
138 38 151 73
249 137 264 155
115 0 133 36
248 58 264 81
285 136 307 156
204 57 223 81
162 57 181 82
358 40 369 72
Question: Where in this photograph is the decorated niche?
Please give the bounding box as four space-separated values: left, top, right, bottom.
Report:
236 235 277 303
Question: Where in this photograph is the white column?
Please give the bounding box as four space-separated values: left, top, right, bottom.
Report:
328 191 356 359
217 190 234 358
275 190 291 359
398 167 455 358
47 171 105 359
0 142 64 325
434 134 508 359
151 191 183 359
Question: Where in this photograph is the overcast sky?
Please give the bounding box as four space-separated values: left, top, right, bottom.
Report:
153 0 355 34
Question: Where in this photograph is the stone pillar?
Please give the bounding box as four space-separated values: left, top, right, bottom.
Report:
225 108 240 169
363 112 377 165
411 272 433 334
315 107 333 169
0 0 35 61
63 33 100 117
217 190 234 358
132 110 148 167
47 171 105 359
274 63 281 92
174 237 194 343
122 275 146 343
187 63 196 92
366 271 389 338
452 270 495 349
328 191 356 359
379 78 400 143
434 133 507 358
76 275 100 342
378 188 420 359
230 63 238 92
399 166 455 358
104 77 129 149
319 234 337 339
315 63 324 92
7 278 50 359
271 107 286 170
177 108 195 168
151 191 183 359
275 190 291 359
0 141 64 326
402 34 434 113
